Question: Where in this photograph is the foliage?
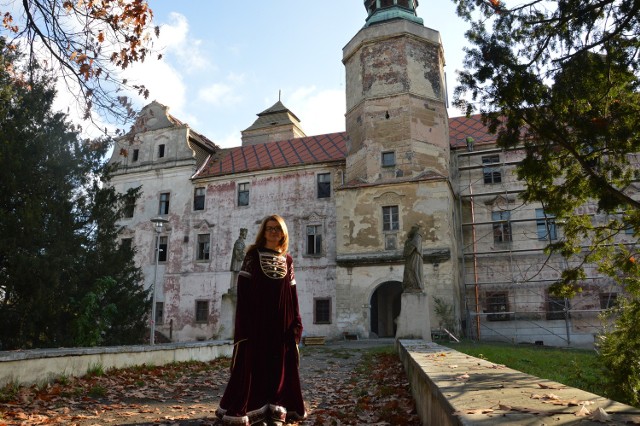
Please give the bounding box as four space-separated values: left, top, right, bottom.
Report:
0 40 149 350
1 0 158 126
453 0 640 406
597 296 640 406
454 0 640 295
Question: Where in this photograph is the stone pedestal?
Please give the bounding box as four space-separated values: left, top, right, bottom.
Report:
396 291 432 341
218 272 238 340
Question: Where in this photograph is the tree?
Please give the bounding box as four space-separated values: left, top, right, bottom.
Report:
0 39 149 350
1 0 158 127
453 0 640 404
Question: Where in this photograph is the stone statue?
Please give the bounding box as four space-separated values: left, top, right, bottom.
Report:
230 228 248 272
402 225 424 292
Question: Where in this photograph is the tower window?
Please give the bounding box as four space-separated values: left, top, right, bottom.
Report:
382 151 396 167
158 144 165 158
132 149 139 161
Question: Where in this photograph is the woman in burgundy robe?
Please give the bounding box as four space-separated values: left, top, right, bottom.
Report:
216 215 306 426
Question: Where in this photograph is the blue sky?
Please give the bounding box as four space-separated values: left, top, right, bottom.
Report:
122 1 469 148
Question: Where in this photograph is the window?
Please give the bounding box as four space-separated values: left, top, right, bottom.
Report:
546 295 568 320
195 300 209 323
194 187 205 211
158 144 165 158
600 293 618 309
482 155 502 184
123 193 136 218
197 234 210 260
157 236 168 262
382 206 399 231
120 238 132 251
317 173 331 199
132 149 139 162
155 302 164 325
536 209 557 241
492 210 511 243
159 193 170 215
306 225 322 255
314 298 331 324
382 151 396 167
486 292 510 321
238 183 249 207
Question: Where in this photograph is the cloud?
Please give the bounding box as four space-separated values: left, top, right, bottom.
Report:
157 13 211 72
287 86 346 136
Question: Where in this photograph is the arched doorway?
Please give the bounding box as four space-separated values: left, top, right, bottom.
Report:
370 281 403 338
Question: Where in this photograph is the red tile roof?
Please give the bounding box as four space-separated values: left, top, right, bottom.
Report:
195 115 496 178
196 132 348 178
448 114 496 149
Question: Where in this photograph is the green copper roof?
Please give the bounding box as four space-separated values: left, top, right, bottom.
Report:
363 0 424 27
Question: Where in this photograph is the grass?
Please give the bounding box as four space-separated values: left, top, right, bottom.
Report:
440 340 604 395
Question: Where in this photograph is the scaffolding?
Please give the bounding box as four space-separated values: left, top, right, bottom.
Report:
454 145 623 348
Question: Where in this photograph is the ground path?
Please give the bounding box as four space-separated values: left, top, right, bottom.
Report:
0 339 421 425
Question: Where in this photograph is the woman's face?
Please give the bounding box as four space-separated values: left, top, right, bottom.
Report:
264 219 283 249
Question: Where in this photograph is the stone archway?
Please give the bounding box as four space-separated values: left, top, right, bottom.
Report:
370 281 403 338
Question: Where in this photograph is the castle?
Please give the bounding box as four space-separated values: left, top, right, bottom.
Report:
108 0 625 347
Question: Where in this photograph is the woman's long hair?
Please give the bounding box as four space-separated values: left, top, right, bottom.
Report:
247 214 289 253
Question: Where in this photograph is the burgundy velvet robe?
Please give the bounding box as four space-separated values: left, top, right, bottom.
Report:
216 248 305 425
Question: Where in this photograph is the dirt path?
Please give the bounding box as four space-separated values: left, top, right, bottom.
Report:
0 339 421 425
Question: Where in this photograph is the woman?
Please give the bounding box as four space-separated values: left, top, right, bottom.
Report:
216 215 306 426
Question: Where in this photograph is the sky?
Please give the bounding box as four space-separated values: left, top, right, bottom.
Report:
112 1 470 149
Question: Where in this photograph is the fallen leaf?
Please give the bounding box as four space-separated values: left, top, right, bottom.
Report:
574 405 591 417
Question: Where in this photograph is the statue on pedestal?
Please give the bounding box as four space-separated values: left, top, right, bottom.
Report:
230 228 248 272
402 225 424 292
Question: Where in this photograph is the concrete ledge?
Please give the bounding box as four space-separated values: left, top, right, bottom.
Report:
397 339 640 425
0 340 234 387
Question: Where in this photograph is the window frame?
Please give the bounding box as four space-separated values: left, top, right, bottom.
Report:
382 205 400 232
536 208 557 241
195 300 209 323
314 298 332 324
482 155 502 184
381 151 396 168
158 192 170 215
155 301 164 325
157 235 168 263
306 225 323 256
492 210 512 243
123 193 136 218
196 233 210 261
546 295 568 320
485 291 511 321
317 173 331 199
237 182 250 207
193 187 205 211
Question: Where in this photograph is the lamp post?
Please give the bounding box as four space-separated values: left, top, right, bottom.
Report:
150 216 169 345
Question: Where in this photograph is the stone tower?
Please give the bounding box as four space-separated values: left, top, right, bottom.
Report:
335 0 459 339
